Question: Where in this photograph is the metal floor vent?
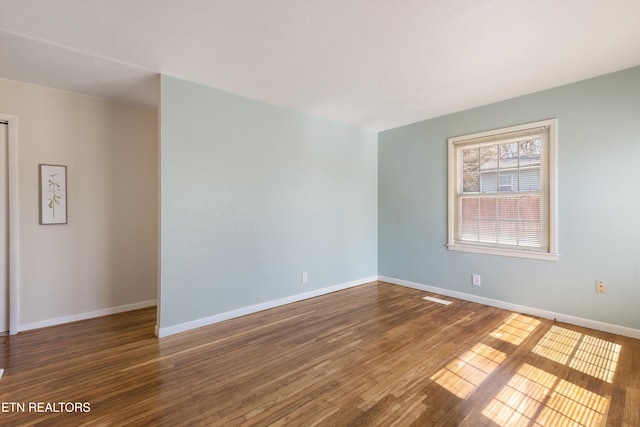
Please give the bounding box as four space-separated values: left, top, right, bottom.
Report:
422 295 452 305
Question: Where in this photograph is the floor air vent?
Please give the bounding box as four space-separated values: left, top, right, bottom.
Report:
422 296 452 305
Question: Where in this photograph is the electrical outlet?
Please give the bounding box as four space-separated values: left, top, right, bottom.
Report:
595 280 606 294
472 274 481 287
302 272 308 284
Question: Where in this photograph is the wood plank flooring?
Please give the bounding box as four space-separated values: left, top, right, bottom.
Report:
1 281 638 426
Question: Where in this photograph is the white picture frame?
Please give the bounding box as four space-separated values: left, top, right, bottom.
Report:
39 164 68 225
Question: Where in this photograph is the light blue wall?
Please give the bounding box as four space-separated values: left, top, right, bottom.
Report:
159 75 378 328
379 66 640 329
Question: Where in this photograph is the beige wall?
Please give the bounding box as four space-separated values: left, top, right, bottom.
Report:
0 78 157 328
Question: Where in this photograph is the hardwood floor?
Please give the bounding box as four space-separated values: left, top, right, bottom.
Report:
1 281 638 426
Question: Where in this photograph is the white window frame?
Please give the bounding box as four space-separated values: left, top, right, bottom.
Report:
447 119 558 261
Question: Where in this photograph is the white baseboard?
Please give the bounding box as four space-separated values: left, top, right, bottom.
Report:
156 276 378 338
18 299 157 332
378 276 640 340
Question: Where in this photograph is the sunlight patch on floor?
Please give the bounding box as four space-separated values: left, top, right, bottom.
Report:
431 342 506 399
490 313 541 346
534 379 610 426
532 326 620 383
569 335 620 383
531 326 581 365
482 363 610 426
481 363 555 426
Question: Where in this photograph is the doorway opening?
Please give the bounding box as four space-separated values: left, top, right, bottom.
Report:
0 113 18 336
0 121 8 335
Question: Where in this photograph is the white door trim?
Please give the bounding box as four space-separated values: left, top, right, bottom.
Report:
0 113 19 335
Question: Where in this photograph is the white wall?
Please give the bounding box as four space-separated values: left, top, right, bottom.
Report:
0 78 158 329
379 66 640 331
159 75 377 333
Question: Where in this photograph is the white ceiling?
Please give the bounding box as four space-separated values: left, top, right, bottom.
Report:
1 0 639 131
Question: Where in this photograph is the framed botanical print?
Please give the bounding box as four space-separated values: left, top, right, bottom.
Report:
39 164 67 225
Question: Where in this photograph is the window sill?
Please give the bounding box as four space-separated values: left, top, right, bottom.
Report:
447 243 559 261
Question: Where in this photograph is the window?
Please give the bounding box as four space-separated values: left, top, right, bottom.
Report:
448 119 557 261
